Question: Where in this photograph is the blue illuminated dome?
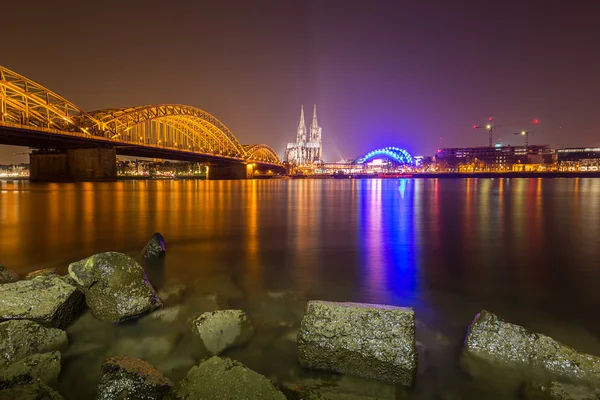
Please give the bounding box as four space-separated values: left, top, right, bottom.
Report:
354 147 414 165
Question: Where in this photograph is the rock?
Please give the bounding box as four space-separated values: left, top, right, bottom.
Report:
0 276 85 328
190 310 255 355
462 310 600 385
24 268 59 280
157 283 187 306
0 320 67 369
173 356 286 399
0 352 61 386
280 374 397 400
142 232 166 259
142 305 183 324
68 252 162 323
97 356 172 400
297 301 417 387
0 380 64 399
522 381 600 400
106 334 180 367
249 290 307 329
0 264 19 284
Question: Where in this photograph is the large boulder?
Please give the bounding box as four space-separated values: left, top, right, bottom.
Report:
173 356 286 399
0 351 61 386
297 301 417 387
0 380 64 399
68 252 162 323
0 320 67 369
462 310 600 385
0 264 19 284
142 232 166 259
0 275 85 328
24 268 59 280
97 356 173 400
523 381 600 400
190 310 255 355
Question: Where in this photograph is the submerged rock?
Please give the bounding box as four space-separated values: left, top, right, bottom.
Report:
0 380 64 399
191 310 255 355
522 381 600 400
142 232 166 259
462 310 600 385
0 320 67 369
0 264 19 284
0 275 85 328
68 252 162 323
106 334 180 367
97 356 172 400
157 283 187 306
0 351 61 386
24 268 59 280
173 356 286 399
298 301 417 387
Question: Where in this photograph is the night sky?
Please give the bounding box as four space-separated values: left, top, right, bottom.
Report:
1 0 599 163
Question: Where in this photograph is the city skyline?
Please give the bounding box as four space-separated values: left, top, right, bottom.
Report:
2 0 600 164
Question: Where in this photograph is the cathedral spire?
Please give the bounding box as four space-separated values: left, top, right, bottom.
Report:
298 105 306 132
297 105 307 142
311 104 318 128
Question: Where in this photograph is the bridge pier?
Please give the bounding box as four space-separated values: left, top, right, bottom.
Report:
207 164 253 180
30 148 117 182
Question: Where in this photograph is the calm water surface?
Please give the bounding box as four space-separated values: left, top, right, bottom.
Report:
1 178 600 398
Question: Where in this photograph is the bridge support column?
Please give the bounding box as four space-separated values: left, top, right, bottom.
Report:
207 164 252 180
30 148 117 182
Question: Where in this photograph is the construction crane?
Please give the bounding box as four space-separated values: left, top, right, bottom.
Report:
473 118 539 147
513 131 533 149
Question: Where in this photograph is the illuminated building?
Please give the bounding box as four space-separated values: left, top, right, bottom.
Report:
557 148 600 171
435 145 556 172
284 105 322 165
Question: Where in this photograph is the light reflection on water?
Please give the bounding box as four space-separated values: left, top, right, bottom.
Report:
1 178 600 398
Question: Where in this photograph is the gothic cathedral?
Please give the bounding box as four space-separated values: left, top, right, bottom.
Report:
284 105 322 165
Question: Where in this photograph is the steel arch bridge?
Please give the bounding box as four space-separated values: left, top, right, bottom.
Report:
354 146 414 165
0 66 281 166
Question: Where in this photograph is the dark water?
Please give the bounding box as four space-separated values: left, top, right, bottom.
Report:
1 178 600 398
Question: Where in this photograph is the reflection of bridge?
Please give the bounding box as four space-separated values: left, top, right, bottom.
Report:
0 66 282 180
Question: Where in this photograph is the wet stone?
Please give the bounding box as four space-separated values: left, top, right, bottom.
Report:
24 268 59 280
0 264 20 284
462 310 600 386
0 351 61 386
0 320 67 369
190 309 255 355
0 275 85 328
522 381 600 400
68 252 162 323
297 301 417 387
97 356 173 400
173 356 286 399
142 232 166 259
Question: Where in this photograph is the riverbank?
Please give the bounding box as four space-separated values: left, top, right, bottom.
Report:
300 171 600 179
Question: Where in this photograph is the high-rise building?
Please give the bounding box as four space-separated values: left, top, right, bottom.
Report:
284 105 322 165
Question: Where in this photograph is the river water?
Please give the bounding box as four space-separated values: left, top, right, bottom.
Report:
1 178 600 398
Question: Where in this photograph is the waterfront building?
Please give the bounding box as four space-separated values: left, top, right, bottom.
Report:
557 147 600 171
284 105 323 165
435 145 556 172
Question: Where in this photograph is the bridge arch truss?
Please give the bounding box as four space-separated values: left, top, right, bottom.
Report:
354 146 414 166
0 66 281 165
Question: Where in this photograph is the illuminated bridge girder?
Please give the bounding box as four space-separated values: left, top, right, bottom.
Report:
0 66 281 166
354 146 414 165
